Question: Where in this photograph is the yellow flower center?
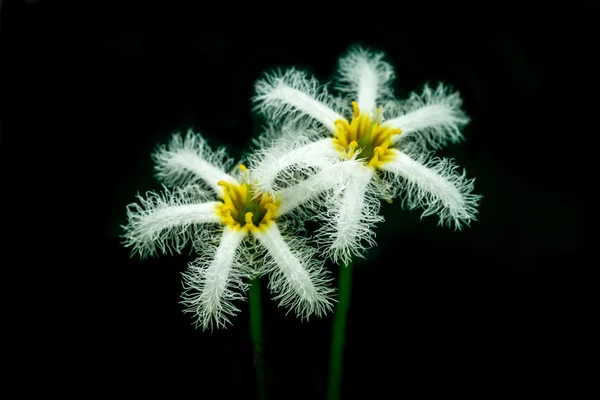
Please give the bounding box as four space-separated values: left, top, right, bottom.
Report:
216 165 279 232
333 101 402 169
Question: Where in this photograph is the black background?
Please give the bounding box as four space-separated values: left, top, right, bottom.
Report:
2 1 589 397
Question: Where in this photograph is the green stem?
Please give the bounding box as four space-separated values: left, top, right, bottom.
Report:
327 262 353 400
249 277 266 400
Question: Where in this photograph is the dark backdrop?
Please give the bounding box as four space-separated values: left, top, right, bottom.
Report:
2 1 586 397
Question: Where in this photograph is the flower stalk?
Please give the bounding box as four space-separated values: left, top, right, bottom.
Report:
327 261 353 400
249 277 266 400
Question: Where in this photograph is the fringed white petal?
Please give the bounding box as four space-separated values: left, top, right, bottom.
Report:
253 68 345 132
380 150 481 229
250 119 330 152
314 166 384 265
122 185 220 259
152 130 238 197
335 46 396 112
248 137 339 197
385 83 469 150
180 227 248 331
253 224 335 320
276 160 363 217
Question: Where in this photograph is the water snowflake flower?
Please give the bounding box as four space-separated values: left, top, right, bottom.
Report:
122 130 336 330
252 46 482 265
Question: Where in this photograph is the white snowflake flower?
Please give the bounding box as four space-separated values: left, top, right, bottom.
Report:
252 46 482 265
122 130 337 330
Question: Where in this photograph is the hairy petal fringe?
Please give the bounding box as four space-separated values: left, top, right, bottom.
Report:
254 224 335 320
180 227 250 331
249 118 331 153
276 159 363 217
121 185 219 259
381 150 481 229
314 166 384 265
386 83 469 151
335 45 396 112
152 129 237 196
248 134 339 197
253 68 345 132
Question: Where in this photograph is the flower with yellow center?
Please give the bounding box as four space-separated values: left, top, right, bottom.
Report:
333 102 401 169
123 130 335 330
215 170 279 233
252 45 482 264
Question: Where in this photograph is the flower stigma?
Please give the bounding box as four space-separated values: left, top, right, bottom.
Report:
333 102 402 169
216 165 279 232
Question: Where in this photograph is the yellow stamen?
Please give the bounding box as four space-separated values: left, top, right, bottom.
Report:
333 102 403 170
347 141 358 159
259 192 272 208
262 203 277 225
244 212 255 230
217 180 230 189
367 146 384 169
215 180 279 232
351 101 360 118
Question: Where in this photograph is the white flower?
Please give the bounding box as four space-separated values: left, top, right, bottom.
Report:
252 46 482 265
122 130 337 330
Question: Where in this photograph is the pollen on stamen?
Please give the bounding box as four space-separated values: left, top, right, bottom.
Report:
333 101 402 169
